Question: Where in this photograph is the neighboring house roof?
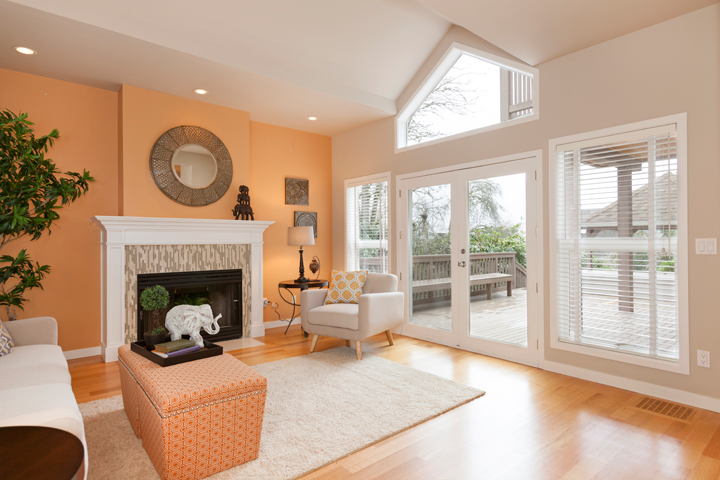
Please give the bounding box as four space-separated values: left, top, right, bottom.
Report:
582 173 677 229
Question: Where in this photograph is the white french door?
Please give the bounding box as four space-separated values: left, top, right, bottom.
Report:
397 156 540 366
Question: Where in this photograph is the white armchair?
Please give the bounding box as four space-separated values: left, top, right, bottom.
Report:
300 273 404 359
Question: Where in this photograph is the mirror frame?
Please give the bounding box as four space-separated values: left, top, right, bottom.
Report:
149 126 233 207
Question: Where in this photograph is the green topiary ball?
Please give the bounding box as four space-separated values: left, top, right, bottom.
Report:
140 285 170 311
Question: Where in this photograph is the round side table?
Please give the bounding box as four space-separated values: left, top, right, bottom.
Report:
278 279 328 336
0 426 84 480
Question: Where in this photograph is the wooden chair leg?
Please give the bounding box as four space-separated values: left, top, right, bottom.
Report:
355 341 362 360
345 340 351 348
385 330 394 346
310 334 319 353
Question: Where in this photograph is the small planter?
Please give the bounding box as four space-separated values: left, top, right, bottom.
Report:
143 331 167 351
140 286 170 351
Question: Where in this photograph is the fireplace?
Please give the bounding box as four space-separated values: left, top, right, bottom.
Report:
92 216 273 362
137 269 243 342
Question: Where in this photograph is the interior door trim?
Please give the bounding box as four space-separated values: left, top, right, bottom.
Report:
396 150 542 182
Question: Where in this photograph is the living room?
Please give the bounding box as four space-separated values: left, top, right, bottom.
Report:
1 0 719 479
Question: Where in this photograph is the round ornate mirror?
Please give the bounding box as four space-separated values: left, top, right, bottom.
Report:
149 126 232 206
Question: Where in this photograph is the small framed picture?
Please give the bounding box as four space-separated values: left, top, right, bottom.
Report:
294 211 317 238
285 178 309 205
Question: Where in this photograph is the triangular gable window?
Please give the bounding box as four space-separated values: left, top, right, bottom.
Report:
397 44 538 150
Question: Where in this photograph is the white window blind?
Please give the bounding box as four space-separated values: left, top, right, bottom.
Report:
346 179 388 273
555 125 679 362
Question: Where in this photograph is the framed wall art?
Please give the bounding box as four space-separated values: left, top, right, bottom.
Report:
294 211 317 238
285 178 309 205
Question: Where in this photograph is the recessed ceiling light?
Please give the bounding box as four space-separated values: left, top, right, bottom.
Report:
13 46 36 55
194 89 208 95
308 117 317 121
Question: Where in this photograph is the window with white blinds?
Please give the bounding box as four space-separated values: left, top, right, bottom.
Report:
552 118 687 372
346 174 390 273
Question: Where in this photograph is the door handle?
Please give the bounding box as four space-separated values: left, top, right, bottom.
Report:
458 261 466 267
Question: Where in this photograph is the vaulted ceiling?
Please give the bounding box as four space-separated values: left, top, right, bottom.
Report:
417 0 720 66
0 0 716 136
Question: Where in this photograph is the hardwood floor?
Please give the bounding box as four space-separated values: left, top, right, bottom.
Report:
69 326 720 479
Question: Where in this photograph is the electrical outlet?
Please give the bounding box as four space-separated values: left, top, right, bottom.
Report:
263 298 269 307
698 350 710 368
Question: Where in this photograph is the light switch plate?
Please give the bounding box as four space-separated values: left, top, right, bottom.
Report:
696 238 717 255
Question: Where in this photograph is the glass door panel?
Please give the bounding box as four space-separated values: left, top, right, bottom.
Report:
466 174 528 346
398 157 538 366
408 183 453 332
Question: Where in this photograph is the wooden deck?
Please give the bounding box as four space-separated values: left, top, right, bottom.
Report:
411 288 529 346
410 285 679 357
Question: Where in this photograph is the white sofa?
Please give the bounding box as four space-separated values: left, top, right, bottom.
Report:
0 317 87 480
300 273 404 359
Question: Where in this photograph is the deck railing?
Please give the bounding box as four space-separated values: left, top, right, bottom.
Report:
411 252 524 304
357 252 527 304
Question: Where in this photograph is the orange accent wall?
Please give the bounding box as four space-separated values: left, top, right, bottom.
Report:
0 73 332 351
249 122 333 322
118 87 333 323
118 85 250 218
0 68 119 351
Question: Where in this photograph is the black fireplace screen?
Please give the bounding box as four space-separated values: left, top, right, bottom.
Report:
137 269 242 342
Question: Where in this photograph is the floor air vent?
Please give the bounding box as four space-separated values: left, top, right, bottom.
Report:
635 397 694 420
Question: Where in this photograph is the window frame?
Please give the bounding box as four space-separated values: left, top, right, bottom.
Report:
548 114 689 374
344 171 392 273
395 42 540 153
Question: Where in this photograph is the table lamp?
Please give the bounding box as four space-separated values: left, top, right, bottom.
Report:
288 226 315 283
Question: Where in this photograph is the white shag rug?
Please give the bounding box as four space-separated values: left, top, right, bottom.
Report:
80 347 484 480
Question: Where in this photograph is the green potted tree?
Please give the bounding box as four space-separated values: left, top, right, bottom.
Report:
0 110 93 320
140 285 170 350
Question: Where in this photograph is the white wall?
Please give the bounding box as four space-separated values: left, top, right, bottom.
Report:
331 5 720 399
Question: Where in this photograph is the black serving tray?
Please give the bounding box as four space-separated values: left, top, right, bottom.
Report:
131 339 223 367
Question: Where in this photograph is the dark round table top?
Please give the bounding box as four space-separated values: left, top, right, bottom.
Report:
0 426 84 480
278 279 329 289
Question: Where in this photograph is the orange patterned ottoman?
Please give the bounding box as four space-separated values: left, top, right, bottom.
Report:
118 344 267 480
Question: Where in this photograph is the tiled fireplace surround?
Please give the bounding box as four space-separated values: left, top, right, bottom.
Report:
92 216 273 362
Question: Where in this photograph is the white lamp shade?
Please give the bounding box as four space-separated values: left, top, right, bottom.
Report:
288 226 315 246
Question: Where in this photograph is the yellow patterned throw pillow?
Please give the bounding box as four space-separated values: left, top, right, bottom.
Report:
324 270 368 305
0 321 14 357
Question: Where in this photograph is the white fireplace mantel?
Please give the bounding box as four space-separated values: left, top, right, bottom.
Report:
92 216 274 362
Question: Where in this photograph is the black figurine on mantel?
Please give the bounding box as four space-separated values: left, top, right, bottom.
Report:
232 185 255 220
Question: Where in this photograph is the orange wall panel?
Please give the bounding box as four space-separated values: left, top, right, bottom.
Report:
0 68 119 351
249 121 333 322
0 75 332 351
119 85 250 218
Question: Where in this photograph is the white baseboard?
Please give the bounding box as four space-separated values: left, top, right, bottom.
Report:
63 346 102 360
101 343 119 363
543 360 720 413
263 319 294 330
249 322 265 338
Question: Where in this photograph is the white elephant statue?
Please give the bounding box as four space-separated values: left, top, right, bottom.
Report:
165 304 221 347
